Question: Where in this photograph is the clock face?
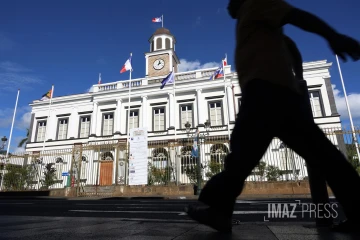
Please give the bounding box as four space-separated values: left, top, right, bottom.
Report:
153 59 165 70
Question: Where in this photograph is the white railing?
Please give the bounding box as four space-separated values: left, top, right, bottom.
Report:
91 65 233 92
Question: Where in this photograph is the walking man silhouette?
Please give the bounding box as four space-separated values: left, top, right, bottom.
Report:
185 0 360 233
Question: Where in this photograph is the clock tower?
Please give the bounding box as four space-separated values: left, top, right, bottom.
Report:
145 28 180 78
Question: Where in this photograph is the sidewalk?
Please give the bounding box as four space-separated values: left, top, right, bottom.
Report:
0 215 358 240
0 193 326 200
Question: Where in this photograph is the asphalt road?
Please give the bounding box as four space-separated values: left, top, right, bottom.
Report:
0 197 344 223
2 197 359 240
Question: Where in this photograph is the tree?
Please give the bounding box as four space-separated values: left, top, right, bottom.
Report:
253 161 267 181
40 163 57 189
266 165 282 181
18 128 29 148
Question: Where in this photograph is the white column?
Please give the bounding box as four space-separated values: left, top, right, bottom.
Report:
69 107 79 139
145 56 149 76
226 85 235 122
114 99 122 134
47 110 56 140
90 102 98 136
168 93 175 128
142 96 148 128
196 89 204 126
169 54 173 72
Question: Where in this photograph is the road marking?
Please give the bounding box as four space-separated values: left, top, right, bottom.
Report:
69 210 183 214
116 206 180 209
179 211 304 215
250 202 299 205
70 209 304 216
76 203 187 206
0 203 33 205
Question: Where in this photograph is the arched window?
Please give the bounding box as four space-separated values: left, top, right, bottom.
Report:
151 40 154 52
210 144 229 163
80 155 88 181
151 148 168 169
165 38 171 49
101 152 114 161
156 38 162 50
55 157 65 180
180 146 195 174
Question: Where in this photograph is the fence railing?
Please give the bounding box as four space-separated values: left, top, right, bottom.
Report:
1 127 359 192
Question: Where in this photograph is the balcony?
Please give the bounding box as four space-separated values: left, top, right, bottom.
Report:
92 65 232 93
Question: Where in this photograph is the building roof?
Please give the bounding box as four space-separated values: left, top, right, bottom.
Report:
154 27 172 35
148 28 176 43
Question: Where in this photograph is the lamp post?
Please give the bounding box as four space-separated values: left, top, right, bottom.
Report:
0 136 8 190
185 120 210 195
0 136 7 151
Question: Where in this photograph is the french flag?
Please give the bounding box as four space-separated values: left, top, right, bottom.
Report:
120 54 132 73
152 17 162 22
223 56 227 66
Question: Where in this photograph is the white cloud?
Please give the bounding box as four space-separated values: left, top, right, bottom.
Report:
178 59 220 72
12 147 25 153
18 111 31 130
0 61 31 72
0 106 31 130
333 84 360 119
0 61 42 92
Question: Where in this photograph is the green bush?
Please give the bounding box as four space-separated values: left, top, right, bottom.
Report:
148 162 174 185
184 163 203 185
205 160 223 178
266 165 282 181
3 165 35 191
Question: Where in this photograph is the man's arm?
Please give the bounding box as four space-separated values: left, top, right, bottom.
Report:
283 35 303 80
282 8 338 41
282 8 360 61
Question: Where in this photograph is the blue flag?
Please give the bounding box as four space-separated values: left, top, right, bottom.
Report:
191 133 199 158
209 65 224 80
160 71 175 89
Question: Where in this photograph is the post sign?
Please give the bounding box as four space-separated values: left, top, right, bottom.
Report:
128 127 148 185
62 172 69 177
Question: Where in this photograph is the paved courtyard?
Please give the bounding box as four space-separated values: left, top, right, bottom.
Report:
1 215 360 240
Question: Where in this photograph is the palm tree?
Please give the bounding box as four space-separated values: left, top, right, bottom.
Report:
18 128 29 148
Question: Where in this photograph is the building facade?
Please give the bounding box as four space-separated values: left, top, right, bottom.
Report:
22 28 343 188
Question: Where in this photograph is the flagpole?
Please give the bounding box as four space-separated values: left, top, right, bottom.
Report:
127 52 132 145
223 57 231 140
336 55 360 162
162 15 164 28
42 85 54 154
173 67 176 139
0 89 20 191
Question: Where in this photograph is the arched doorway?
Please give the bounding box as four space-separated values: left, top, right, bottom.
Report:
99 152 114 185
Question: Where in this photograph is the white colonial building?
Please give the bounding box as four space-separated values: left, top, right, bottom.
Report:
21 28 344 189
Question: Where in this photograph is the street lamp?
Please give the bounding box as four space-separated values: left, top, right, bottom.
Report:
185 121 210 195
1 136 7 151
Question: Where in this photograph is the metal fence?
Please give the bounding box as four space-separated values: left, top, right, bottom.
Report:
1 127 359 193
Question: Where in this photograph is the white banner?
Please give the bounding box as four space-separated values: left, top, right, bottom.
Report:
128 127 148 185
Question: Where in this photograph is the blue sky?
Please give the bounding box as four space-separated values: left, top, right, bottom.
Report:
0 0 360 152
